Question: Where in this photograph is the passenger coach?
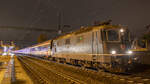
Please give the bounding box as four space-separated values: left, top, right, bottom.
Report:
15 40 51 58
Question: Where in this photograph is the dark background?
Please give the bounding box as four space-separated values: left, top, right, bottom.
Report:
0 0 150 47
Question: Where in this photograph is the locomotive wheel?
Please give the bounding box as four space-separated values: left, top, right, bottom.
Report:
103 64 126 73
109 66 126 73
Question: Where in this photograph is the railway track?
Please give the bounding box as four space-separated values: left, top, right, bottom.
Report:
18 55 150 84
18 56 87 84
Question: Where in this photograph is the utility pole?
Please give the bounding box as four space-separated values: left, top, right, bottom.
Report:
58 11 62 34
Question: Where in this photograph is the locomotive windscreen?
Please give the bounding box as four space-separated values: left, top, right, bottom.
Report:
107 30 119 41
121 30 130 41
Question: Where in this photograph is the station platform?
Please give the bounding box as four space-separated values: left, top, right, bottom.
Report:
0 56 33 84
0 56 10 84
13 56 33 84
0 65 6 84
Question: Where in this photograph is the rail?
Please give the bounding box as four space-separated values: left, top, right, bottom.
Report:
18 55 150 84
18 56 86 84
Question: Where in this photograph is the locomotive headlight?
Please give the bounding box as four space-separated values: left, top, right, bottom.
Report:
111 50 116 54
127 51 133 54
120 29 124 32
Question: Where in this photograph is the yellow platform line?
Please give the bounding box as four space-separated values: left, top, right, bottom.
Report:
0 69 6 84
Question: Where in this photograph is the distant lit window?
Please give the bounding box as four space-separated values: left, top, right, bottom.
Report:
35 48 39 51
77 36 83 43
40 47 45 50
48 46 50 49
65 39 70 45
38 47 42 51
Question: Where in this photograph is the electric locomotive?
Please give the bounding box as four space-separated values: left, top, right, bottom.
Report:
50 24 137 72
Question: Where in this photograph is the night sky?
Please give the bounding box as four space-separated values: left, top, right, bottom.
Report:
0 0 150 46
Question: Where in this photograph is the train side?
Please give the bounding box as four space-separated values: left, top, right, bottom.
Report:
51 25 136 72
14 47 31 55
52 30 102 61
29 40 51 57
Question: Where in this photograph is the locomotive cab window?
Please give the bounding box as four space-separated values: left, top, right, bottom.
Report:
106 30 119 41
120 29 130 42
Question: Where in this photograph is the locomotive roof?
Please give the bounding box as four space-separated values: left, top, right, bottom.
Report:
54 25 120 40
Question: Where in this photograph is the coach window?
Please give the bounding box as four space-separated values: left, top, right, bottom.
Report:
32 48 35 51
65 39 70 45
35 47 39 51
38 47 41 51
43 46 46 50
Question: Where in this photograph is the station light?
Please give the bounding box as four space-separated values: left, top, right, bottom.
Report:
2 52 7 56
9 53 15 56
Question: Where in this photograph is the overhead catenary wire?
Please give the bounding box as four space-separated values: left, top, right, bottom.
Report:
29 0 60 28
19 0 61 44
